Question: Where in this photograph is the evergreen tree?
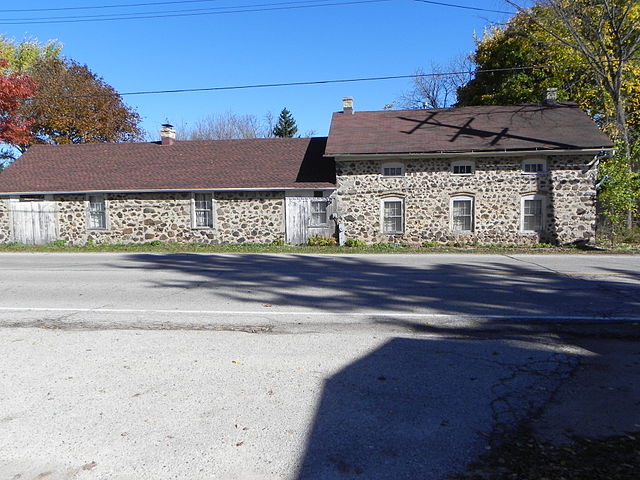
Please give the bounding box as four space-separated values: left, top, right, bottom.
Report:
272 108 298 138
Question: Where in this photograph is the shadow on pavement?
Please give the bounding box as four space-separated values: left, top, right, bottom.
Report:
294 336 577 480
116 253 640 318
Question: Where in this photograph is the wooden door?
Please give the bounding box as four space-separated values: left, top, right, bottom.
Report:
285 197 336 245
10 200 59 245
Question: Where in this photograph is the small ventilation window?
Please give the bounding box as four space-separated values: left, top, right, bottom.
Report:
381 162 405 177
522 159 547 174
451 160 475 175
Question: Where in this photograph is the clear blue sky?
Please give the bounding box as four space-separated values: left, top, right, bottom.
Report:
2 0 513 140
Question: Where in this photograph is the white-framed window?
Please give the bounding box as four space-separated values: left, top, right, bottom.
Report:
451 160 475 175
87 195 108 230
192 192 214 229
381 197 404 234
310 199 329 226
381 162 405 177
450 196 474 233
522 158 547 174
521 195 545 232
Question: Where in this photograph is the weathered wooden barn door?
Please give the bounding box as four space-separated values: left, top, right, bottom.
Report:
285 197 336 245
10 200 59 245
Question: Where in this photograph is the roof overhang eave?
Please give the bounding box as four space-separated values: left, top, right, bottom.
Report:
0 185 336 197
326 147 615 160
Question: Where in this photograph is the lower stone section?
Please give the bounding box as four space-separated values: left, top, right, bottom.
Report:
0 191 285 245
0 199 8 243
335 155 597 246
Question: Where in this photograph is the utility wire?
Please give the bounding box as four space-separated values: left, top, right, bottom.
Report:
0 0 512 24
0 0 388 24
413 0 514 15
3 0 350 22
32 59 640 100
4 0 512 15
4 0 229 13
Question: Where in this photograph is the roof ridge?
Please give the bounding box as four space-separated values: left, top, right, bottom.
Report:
333 103 579 115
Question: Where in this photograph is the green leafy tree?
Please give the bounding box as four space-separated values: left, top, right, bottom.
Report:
272 108 298 138
0 36 62 74
458 2 640 143
598 142 640 241
457 4 640 141
504 0 640 153
456 11 585 106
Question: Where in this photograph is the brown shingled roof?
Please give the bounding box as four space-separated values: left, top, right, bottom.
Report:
325 103 613 155
0 137 335 195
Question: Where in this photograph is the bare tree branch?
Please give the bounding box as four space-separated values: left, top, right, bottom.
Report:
177 111 266 141
398 56 474 109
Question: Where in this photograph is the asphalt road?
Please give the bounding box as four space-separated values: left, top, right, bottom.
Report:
0 252 639 330
1 253 639 479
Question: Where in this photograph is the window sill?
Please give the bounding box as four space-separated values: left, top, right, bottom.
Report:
192 226 215 230
450 173 475 177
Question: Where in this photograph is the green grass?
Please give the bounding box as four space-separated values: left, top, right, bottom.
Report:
1 240 639 254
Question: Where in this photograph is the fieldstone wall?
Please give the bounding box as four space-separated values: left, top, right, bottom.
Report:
55 191 285 245
216 191 285 244
0 199 9 242
335 155 597 245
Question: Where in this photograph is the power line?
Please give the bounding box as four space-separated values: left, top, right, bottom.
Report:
0 0 388 24
3 0 349 22
0 0 514 24
413 0 514 15
3 0 512 15
33 60 639 100
4 0 228 13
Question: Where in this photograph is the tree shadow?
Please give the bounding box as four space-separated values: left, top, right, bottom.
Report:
115 253 640 318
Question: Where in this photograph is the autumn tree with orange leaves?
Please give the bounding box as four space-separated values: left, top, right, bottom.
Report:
0 59 36 155
19 56 142 151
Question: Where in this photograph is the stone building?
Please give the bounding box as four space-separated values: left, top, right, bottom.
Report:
0 133 335 245
326 97 614 245
0 98 613 246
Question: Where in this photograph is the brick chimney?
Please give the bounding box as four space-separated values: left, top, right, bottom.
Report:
342 97 354 115
160 123 176 145
542 88 558 106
